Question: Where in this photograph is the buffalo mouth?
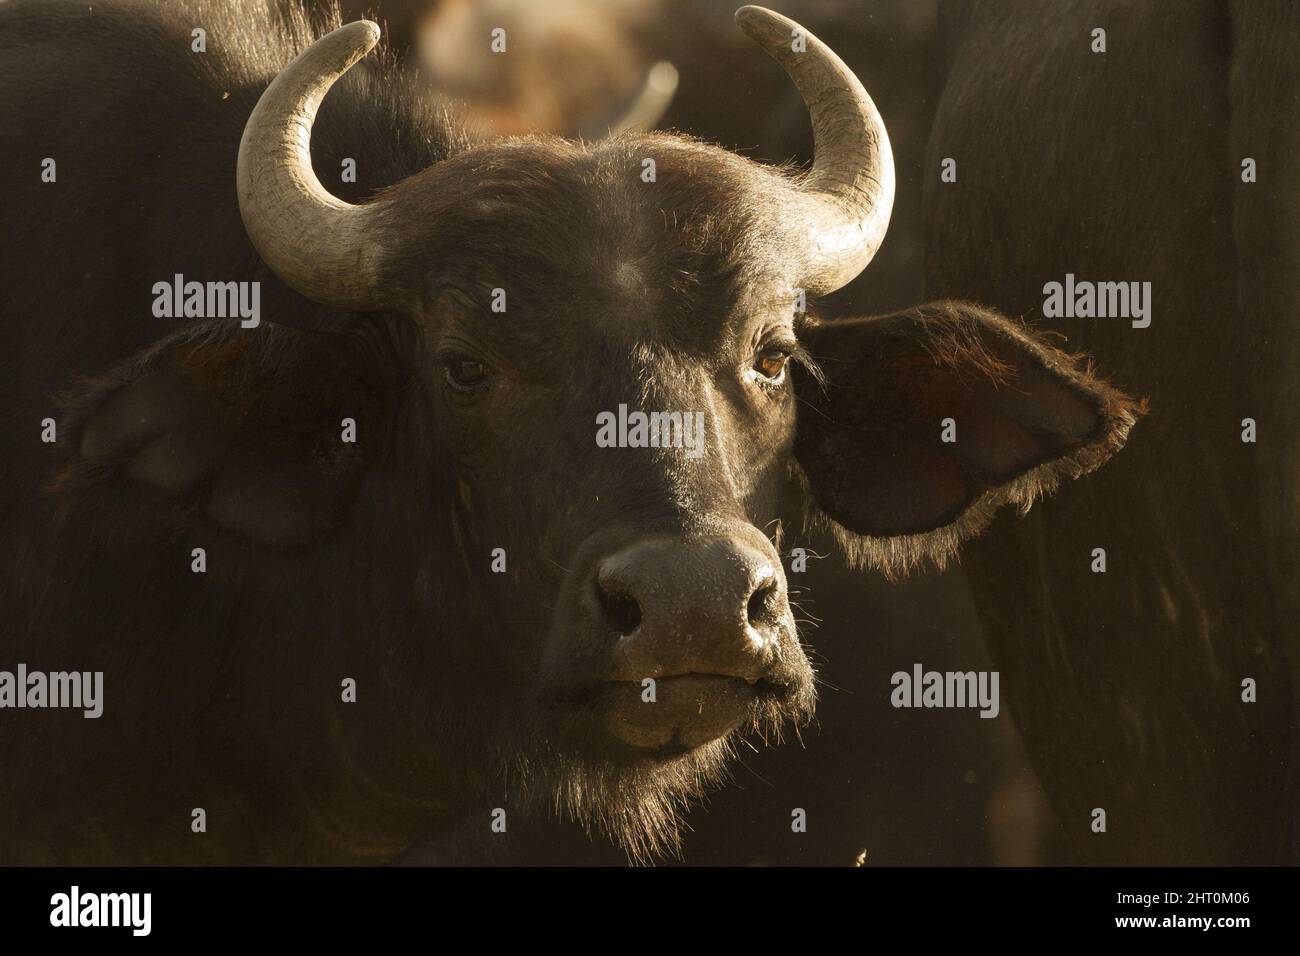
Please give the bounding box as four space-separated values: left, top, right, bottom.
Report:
551 673 801 759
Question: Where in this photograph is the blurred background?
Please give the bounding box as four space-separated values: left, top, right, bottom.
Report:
316 0 1068 865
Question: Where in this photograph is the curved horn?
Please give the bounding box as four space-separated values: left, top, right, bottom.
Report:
237 20 394 310
600 61 680 138
735 5 895 295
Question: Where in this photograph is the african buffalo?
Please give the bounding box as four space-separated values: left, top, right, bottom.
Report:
926 0 1297 863
0 0 1136 863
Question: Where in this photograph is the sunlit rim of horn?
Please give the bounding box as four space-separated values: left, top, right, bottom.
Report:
735 5 895 295
237 20 393 310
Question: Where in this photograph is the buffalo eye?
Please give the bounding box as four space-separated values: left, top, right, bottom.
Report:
754 346 791 382
443 356 489 395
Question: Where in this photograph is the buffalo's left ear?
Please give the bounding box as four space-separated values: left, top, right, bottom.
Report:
792 301 1142 570
53 320 394 552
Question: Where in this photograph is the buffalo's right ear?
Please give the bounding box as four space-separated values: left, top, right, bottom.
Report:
791 301 1142 573
53 321 397 551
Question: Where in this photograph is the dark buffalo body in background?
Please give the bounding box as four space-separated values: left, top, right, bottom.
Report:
927 0 1298 862
0 0 472 863
0 0 1140 863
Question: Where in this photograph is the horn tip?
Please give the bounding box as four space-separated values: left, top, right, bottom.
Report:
734 6 791 45
648 61 679 94
338 18 382 50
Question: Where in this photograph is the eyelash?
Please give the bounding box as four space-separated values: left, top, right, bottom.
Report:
440 353 490 396
753 338 800 386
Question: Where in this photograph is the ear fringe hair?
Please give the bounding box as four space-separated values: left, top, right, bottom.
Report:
793 315 1146 580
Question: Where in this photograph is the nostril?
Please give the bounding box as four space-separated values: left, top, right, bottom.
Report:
746 577 782 629
595 577 643 636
